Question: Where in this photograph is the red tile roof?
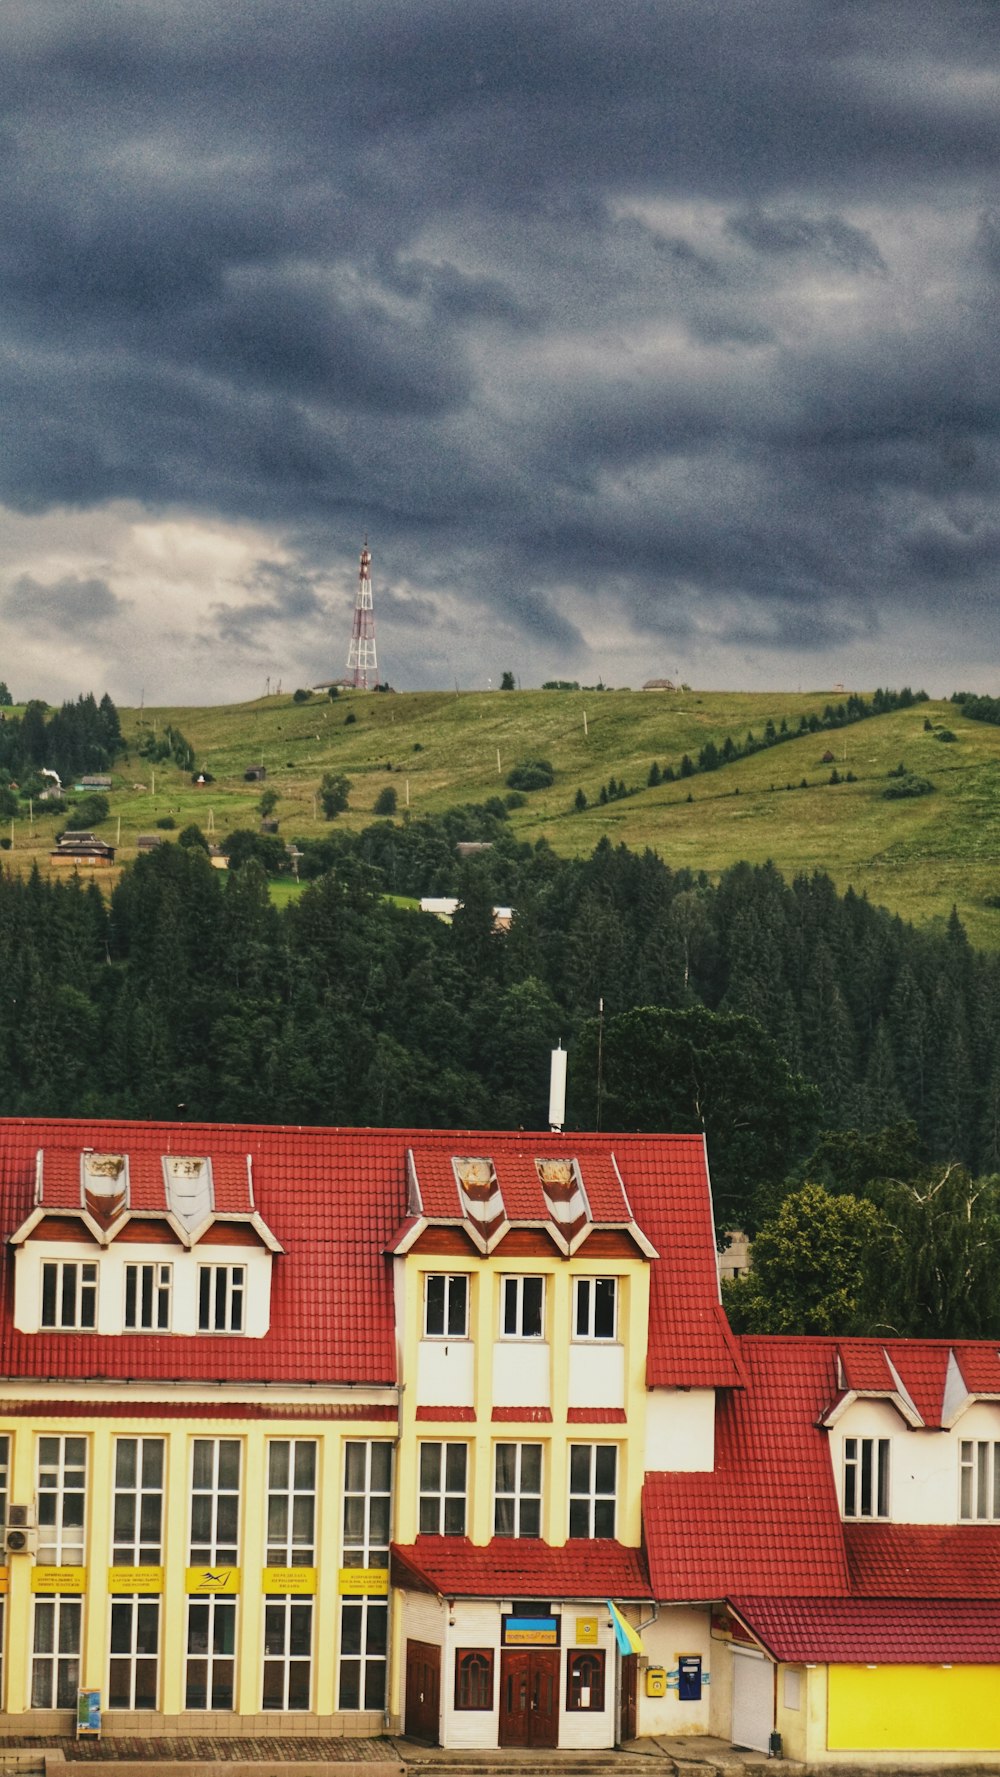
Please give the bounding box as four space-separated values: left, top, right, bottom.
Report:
644 1339 849 1600
391 1536 651 1599
730 1595 1000 1663
0 1119 735 1390
846 1525 1000 1597
567 1408 627 1423
492 1407 552 1422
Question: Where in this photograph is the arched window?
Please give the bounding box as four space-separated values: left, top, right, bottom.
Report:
567 1647 605 1711
455 1648 494 1710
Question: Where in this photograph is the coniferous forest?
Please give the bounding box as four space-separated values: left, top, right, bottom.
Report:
3 797 1000 1341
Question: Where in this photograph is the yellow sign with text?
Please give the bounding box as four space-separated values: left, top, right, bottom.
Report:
31 1566 86 1594
575 1616 599 1645
262 1567 317 1595
338 1566 388 1597
185 1566 240 1595
109 1567 164 1595
0 1568 8 1595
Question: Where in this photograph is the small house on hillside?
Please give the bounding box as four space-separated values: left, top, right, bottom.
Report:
642 678 678 691
50 832 115 868
136 834 164 852
243 764 266 782
77 774 112 791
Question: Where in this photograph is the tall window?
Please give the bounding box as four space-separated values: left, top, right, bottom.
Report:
568 1444 617 1537
109 1438 164 1710
41 1261 97 1330
501 1276 544 1339
419 1443 468 1535
960 1440 1000 1520
494 1443 542 1537
339 1442 392 1711
197 1265 245 1333
567 1648 606 1711
574 1278 617 1341
32 1598 81 1708
263 1440 317 1711
455 1648 494 1710
0 1436 8 1705
843 1436 889 1518
37 1436 86 1564
124 1263 172 1331
186 1440 240 1711
424 1275 469 1338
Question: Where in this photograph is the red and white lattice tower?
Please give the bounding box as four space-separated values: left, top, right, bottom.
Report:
346 539 378 689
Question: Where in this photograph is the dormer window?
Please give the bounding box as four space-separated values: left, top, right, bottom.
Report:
960 1439 1000 1520
125 1263 172 1332
41 1261 97 1330
197 1264 245 1333
844 1436 889 1518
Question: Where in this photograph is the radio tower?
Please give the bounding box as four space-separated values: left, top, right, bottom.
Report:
346 538 378 690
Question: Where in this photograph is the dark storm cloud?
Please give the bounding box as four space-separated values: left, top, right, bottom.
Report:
1 0 1000 688
2 574 126 628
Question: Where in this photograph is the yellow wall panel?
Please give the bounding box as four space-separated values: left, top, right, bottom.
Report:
829 1664 1000 1751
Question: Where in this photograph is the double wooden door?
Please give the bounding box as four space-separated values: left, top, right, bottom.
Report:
499 1647 559 1747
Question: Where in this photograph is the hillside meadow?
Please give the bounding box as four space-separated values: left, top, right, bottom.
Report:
5 686 1000 948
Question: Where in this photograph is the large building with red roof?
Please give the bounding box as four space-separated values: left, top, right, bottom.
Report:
0 1115 998 1760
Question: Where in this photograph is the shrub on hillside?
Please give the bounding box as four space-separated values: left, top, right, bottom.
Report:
505 759 554 792
883 774 935 800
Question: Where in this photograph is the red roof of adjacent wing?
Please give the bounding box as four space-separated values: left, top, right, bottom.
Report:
846 1524 1000 1597
730 1596 1000 1663
391 1536 651 1599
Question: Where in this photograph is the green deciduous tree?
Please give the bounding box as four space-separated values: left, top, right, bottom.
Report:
723 1183 893 1334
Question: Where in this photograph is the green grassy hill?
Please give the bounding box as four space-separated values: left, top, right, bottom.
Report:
8 686 1000 947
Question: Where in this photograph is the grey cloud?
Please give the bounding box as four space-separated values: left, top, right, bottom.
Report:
727 210 886 273
2 573 126 627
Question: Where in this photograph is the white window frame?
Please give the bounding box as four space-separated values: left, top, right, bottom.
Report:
960 1439 1000 1520
263 1444 316 1705
262 1596 313 1711
266 1438 317 1566
40 1260 97 1330
112 1437 164 1565
494 1442 543 1538
37 1435 86 1565
843 1435 890 1519
109 1595 160 1711
573 1277 618 1342
423 1274 469 1339
31 1595 81 1709
338 1441 392 1712
418 1442 468 1536
0 1436 7 1707
500 1275 545 1340
189 1438 241 1565
124 1262 172 1332
185 1595 237 1711
197 1264 246 1333
568 1443 617 1538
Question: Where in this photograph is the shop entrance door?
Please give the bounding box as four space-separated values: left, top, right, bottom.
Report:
499 1648 559 1747
618 1653 638 1743
404 1639 441 1743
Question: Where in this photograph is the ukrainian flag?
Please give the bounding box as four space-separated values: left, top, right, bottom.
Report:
607 1600 644 1656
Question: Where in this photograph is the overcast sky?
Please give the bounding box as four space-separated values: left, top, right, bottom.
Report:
1 0 999 705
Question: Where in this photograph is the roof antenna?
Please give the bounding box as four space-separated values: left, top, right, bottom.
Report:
595 996 605 1132
549 1043 567 1134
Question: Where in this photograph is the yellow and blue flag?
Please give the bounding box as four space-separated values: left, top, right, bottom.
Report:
607 1599 644 1656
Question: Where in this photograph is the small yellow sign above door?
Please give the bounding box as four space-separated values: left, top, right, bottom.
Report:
185 1566 240 1595
31 1566 86 1594
262 1566 317 1595
338 1566 388 1596
109 1567 164 1594
575 1615 599 1645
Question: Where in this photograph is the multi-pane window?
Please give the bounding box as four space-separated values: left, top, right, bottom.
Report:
339 1442 392 1711
843 1436 890 1518
960 1440 1000 1520
113 1438 164 1564
418 1443 468 1535
424 1275 469 1338
455 1648 494 1710
37 1436 86 1564
31 1597 81 1708
494 1443 542 1538
501 1276 544 1339
0 1436 8 1705
124 1263 171 1331
197 1265 245 1333
574 1277 617 1341
263 1440 317 1712
41 1261 97 1330
568 1444 617 1538
186 1440 241 1711
109 1438 164 1710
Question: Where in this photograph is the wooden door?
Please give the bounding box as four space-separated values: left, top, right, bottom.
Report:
499 1648 560 1747
404 1638 441 1744
618 1652 638 1744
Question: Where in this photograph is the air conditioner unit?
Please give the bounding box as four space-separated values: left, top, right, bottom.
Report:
4 1525 38 1556
6 1504 35 1530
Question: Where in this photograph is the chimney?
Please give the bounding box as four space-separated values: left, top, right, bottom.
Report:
548 1044 567 1133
